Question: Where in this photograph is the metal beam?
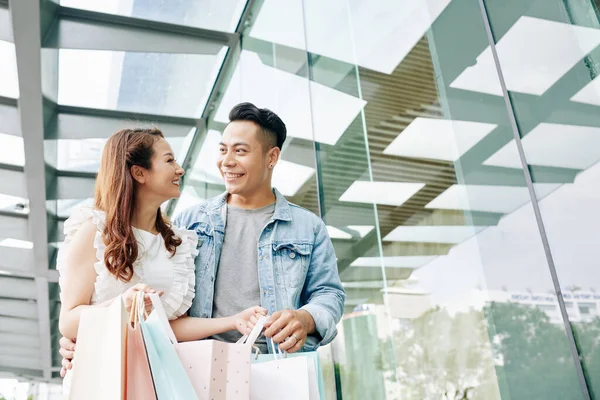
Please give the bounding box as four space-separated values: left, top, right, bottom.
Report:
0 212 29 241
0 168 27 198
0 356 42 371
167 0 264 215
0 316 38 335
48 106 200 140
10 0 53 381
0 346 41 359
0 299 38 320
0 277 37 300
0 247 34 277
0 5 12 42
45 6 235 54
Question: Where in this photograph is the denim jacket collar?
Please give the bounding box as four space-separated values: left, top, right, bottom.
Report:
205 187 293 224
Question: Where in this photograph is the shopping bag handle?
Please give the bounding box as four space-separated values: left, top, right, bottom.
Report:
268 337 287 360
236 315 267 347
148 293 178 344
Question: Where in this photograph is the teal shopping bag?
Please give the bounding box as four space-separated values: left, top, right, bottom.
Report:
253 346 325 400
141 295 198 400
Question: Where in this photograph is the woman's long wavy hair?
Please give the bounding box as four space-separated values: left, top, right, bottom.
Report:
95 128 182 282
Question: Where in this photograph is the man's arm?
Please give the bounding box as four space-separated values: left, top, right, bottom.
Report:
264 218 346 352
299 218 346 348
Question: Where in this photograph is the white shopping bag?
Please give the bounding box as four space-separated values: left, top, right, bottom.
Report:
67 297 128 400
250 341 314 400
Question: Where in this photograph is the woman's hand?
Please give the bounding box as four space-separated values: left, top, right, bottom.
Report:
232 306 267 335
122 283 163 314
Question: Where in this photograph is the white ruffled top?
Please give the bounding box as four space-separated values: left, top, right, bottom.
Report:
57 207 197 320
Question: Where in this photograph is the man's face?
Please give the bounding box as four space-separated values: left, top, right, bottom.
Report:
217 120 275 196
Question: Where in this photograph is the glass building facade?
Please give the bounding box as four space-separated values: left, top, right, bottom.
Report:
2 0 600 398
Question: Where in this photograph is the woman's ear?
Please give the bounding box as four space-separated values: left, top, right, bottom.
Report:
130 165 146 184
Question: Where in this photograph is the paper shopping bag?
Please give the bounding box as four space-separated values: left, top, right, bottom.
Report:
251 355 311 400
142 295 198 400
126 291 156 400
69 296 128 400
253 351 325 400
147 294 266 400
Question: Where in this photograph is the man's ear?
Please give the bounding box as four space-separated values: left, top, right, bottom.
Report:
268 147 281 169
130 165 146 184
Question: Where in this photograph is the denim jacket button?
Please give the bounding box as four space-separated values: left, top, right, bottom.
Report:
289 251 296 259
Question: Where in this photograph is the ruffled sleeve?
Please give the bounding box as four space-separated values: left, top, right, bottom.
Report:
160 227 198 320
56 207 111 295
57 206 133 304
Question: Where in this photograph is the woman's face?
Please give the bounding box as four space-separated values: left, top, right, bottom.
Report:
141 138 185 202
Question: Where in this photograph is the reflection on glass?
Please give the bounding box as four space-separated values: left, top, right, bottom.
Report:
251 0 452 74
213 51 366 145
58 49 226 117
384 118 497 162
0 40 19 99
426 184 560 213
60 0 247 32
451 16 600 96
300 0 588 397
339 181 425 207
484 123 600 170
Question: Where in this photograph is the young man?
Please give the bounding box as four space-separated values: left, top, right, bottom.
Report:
59 103 345 371
174 102 345 354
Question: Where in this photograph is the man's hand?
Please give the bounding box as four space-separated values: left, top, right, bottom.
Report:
59 336 76 378
263 309 315 353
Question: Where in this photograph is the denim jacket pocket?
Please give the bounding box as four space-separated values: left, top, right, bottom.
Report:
273 242 312 289
191 222 214 278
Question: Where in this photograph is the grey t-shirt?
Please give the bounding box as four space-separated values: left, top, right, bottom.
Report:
211 202 275 354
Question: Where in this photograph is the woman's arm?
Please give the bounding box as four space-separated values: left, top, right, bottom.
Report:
170 315 236 342
58 219 107 340
170 306 266 342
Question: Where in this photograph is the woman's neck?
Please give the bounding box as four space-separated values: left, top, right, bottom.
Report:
131 198 160 234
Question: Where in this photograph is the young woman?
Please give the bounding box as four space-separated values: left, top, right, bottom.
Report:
58 128 264 393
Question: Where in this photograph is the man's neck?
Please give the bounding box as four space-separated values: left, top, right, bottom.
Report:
227 187 276 210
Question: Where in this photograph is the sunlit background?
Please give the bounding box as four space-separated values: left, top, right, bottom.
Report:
2 0 600 398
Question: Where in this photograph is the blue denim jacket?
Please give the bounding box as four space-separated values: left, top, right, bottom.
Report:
173 188 346 352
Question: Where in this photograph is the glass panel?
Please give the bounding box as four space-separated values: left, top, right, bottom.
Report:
484 0 600 395
56 198 94 219
0 40 19 99
60 0 247 32
51 136 189 172
0 133 25 167
303 0 587 398
58 49 227 117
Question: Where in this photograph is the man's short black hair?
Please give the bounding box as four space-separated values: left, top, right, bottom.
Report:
228 102 287 150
